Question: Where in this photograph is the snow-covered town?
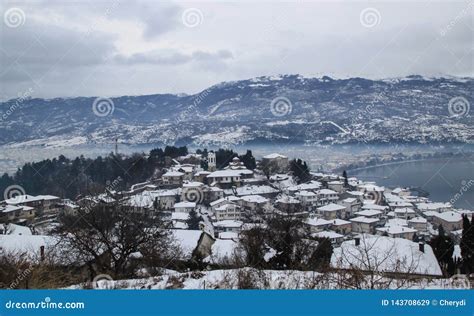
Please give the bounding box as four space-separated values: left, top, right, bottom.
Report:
0 150 472 290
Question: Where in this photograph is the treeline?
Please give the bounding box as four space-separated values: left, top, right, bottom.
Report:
0 146 257 200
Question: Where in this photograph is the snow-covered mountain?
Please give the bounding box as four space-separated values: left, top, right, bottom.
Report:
1 75 472 147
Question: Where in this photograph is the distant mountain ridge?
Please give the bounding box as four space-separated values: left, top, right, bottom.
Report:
0 74 472 147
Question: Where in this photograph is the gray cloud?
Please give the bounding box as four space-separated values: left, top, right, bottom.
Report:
114 49 233 65
0 0 472 99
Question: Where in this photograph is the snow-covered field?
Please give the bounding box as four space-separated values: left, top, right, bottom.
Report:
69 269 470 290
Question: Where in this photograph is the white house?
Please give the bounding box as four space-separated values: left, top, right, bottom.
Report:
213 220 243 234
408 217 428 231
350 216 379 234
214 203 242 221
262 153 289 172
327 181 344 193
305 217 332 233
376 225 417 240
162 171 184 186
316 203 346 220
174 201 196 213
432 211 463 232
316 189 339 205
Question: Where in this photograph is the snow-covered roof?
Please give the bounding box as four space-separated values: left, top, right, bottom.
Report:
386 218 408 227
355 209 382 217
317 203 346 212
174 202 196 208
218 232 239 240
240 195 269 204
0 234 59 259
331 235 442 276
361 204 387 211
210 196 241 207
433 211 462 223
125 191 161 208
183 181 205 188
342 197 358 203
163 171 184 177
394 208 416 214
276 195 300 204
263 153 288 159
408 217 428 224
213 220 243 228
4 194 59 205
204 239 238 264
233 185 279 197
157 189 180 197
317 189 337 195
314 230 344 239
331 219 351 226
207 169 253 178
36 195 60 201
1 204 23 213
171 212 190 221
350 216 379 224
287 181 322 192
4 224 32 235
376 225 417 235
346 191 364 196
417 202 452 211
305 217 332 227
294 190 317 197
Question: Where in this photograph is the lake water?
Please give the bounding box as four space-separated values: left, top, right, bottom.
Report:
350 158 474 210
1 143 472 210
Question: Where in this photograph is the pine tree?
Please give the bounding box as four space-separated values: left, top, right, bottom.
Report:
186 209 202 230
342 170 349 187
460 215 474 274
430 225 455 276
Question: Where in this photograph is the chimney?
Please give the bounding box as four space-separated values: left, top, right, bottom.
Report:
354 237 360 246
40 245 45 261
419 242 424 253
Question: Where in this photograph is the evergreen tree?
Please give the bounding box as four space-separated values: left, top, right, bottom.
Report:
310 237 333 270
186 209 202 230
290 159 311 183
460 215 474 274
342 170 349 187
239 150 256 170
430 225 455 276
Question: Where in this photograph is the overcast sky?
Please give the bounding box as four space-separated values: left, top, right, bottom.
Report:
0 0 472 99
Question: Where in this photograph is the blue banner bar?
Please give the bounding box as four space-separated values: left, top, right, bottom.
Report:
0 290 472 316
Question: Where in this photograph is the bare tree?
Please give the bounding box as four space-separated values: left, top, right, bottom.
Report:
55 200 176 280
